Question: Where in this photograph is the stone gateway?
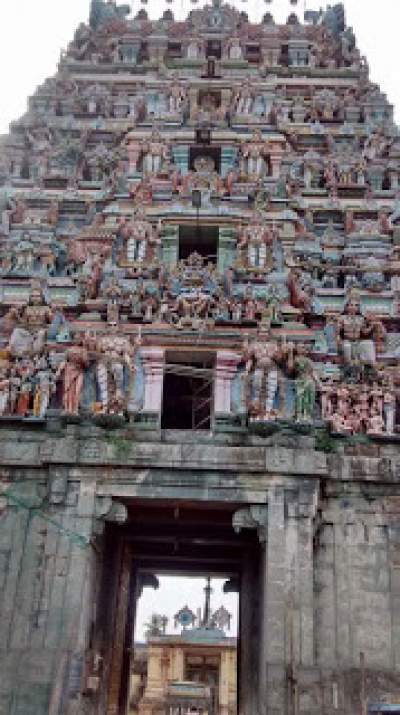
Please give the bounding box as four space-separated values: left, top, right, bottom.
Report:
0 1 400 713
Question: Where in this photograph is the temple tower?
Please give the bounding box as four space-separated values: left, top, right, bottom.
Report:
0 1 400 713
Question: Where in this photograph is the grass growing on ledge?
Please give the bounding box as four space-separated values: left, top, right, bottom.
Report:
105 435 132 460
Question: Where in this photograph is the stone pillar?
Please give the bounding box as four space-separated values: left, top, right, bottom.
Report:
126 136 142 176
144 645 165 700
220 87 232 121
170 646 184 681
240 551 260 715
46 487 128 715
234 488 319 715
161 224 179 267
264 487 287 715
218 226 237 273
233 505 268 714
141 347 165 417
286 485 318 671
214 351 241 415
333 519 352 667
189 86 199 120
269 147 284 179
389 169 399 190
148 35 168 67
219 649 230 715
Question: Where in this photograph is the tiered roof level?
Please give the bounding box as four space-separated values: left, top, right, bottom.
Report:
0 0 399 437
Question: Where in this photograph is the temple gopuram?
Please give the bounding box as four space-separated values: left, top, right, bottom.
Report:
1 0 400 713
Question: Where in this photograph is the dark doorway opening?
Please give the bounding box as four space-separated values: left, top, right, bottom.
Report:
179 224 219 262
207 40 222 59
162 356 214 430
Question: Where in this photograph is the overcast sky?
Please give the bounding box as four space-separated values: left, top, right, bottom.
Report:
135 575 238 641
0 0 399 134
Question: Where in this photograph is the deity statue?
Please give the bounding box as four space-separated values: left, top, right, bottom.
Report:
95 332 141 415
15 358 35 416
336 293 386 367
237 215 275 270
182 155 224 198
303 150 323 189
7 282 53 358
288 343 319 424
287 268 312 312
124 133 142 175
14 235 35 274
32 356 55 418
167 80 187 114
130 179 153 206
56 340 89 415
9 198 27 225
26 124 53 179
79 254 104 301
186 36 204 60
141 130 170 176
120 211 161 264
363 129 388 162
383 379 396 434
320 379 335 420
46 199 59 226
227 35 243 61
0 361 10 416
244 334 282 420
367 407 385 435
233 80 254 115
105 275 123 325
239 130 271 179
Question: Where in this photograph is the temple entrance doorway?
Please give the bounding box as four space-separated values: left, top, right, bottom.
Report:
97 500 261 715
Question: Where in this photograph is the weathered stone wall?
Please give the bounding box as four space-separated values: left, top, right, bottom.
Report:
0 470 100 715
0 424 400 714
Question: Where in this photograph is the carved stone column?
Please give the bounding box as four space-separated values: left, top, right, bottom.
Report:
214 350 241 415
233 506 268 714
264 487 287 715
189 86 199 120
148 35 168 67
48 481 128 715
234 494 289 715
269 146 285 179
140 347 165 417
220 87 232 119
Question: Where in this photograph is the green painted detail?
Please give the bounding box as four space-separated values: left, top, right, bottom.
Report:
172 145 190 175
220 147 238 178
221 60 249 69
162 227 179 267
218 227 237 273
